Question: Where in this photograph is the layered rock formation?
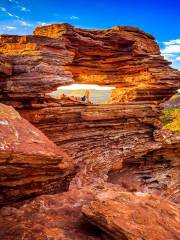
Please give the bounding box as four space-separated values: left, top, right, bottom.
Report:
0 186 107 240
0 184 179 240
1 24 178 188
108 129 180 203
82 188 180 240
0 103 74 206
0 55 12 77
0 23 179 106
19 103 163 189
0 23 180 239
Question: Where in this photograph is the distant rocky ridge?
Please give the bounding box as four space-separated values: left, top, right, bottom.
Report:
0 23 180 239
164 93 180 108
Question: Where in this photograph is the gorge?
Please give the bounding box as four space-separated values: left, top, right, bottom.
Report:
0 23 180 240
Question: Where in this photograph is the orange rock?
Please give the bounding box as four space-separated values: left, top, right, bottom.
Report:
82 190 180 240
1 23 179 197
0 24 179 240
0 187 107 240
0 23 179 105
0 54 12 76
0 103 74 206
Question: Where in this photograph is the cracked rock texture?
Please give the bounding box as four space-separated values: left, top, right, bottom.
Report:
0 23 180 105
0 23 179 239
82 189 180 240
0 103 74 206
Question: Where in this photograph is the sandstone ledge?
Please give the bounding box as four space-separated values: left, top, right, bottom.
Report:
0 103 74 206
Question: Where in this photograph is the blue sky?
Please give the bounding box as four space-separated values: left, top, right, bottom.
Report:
0 0 180 69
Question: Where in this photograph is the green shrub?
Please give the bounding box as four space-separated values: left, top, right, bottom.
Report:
161 107 180 133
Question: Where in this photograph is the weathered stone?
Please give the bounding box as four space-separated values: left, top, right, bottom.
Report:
19 103 162 188
0 185 114 240
108 129 180 203
0 23 179 196
0 103 74 206
0 55 12 76
0 23 179 239
0 24 179 105
82 190 180 240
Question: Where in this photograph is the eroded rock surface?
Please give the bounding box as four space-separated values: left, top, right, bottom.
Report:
0 23 180 239
0 23 179 106
0 185 114 240
108 129 180 203
19 103 163 189
0 103 74 206
82 190 180 240
1 24 179 189
1 185 179 240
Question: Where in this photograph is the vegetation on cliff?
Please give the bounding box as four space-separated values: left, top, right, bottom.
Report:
162 94 180 133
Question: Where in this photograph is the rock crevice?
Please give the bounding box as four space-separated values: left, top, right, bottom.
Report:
0 23 179 239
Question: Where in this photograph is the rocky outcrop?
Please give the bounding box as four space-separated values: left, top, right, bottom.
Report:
0 34 73 104
82 189 180 240
0 24 179 107
1 184 179 240
19 102 162 188
0 23 179 239
0 185 113 240
0 55 12 77
0 23 179 195
0 103 74 206
33 24 178 104
108 129 180 203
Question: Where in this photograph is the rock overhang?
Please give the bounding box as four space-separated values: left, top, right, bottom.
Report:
0 23 179 105
0 103 75 206
0 23 180 239
0 22 179 198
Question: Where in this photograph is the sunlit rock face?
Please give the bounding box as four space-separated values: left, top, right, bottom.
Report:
0 23 179 105
0 23 179 192
0 186 111 240
0 33 74 103
33 24 179 102
0 23 180 240
0 103 74 206
82 188 180 240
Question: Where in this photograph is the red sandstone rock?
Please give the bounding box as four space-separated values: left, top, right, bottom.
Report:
0 23 180 239
108 128 180 204
0 103 74 206
0 24 179 198
19 103 163 188
0 185 115 240
0 183 179 240
82 190 180 240
0 55 12 76
0 24 179 106
0 25 179 191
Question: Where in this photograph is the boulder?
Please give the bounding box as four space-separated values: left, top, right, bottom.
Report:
0 103 74 206
82 190 180 240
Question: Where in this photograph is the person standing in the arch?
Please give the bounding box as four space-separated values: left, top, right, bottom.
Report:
82 90 91 104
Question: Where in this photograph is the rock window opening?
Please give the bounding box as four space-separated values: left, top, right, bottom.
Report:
49 84 116 104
